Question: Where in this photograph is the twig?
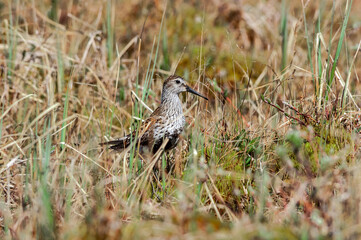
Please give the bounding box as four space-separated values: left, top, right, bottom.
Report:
282 101 317 124
262 96 307 126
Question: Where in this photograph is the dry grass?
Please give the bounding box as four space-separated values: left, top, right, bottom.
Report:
0 0 361 239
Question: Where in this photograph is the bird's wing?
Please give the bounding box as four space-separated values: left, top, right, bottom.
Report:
100 108 161 150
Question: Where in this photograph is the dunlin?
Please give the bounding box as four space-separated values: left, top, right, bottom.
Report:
101 75 208 153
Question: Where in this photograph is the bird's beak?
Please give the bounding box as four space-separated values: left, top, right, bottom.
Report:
186 85 208 100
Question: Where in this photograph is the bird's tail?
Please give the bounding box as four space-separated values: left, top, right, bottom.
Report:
100 136 129 150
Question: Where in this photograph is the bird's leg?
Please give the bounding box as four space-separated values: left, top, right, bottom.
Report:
165 150 176 175
150 176 162 201
135 152 147 175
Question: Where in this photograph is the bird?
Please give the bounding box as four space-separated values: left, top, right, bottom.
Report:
100 75 208 154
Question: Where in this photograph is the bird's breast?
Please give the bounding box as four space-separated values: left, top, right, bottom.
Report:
153 114 185 141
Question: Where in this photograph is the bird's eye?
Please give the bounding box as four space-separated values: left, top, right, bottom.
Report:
176 80 181 84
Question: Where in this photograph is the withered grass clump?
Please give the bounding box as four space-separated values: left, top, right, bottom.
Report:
0 0 360 239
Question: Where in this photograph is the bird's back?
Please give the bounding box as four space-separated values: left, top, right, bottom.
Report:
102 98 185 153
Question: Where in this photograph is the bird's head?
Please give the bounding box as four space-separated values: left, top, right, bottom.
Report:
162 75 208 100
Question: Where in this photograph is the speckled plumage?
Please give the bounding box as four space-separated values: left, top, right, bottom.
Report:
101 75 208 153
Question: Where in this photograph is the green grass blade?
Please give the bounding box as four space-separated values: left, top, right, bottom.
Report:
38 118 55 239
325 0 353 103
0 105 3 143
316 2 323 95
106 0 114 67
145 2 167 101
324 0 335 102
341 40 360 110
161 27 170 71
141 37 156 104
6 0 18 83
48 0 57 21
302 0 315 95
280 0 288 72
60 85 69 150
